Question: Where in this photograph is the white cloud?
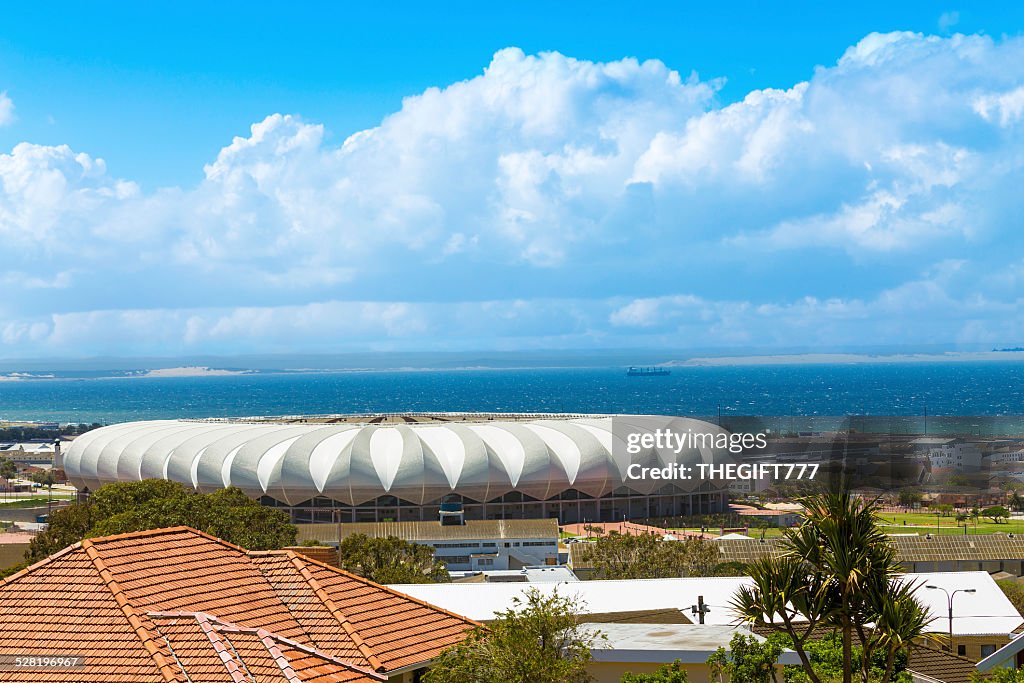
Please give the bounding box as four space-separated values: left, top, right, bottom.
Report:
0 91 13 127
0 142 140 251
938 11 960 32
974 86 1024 127
3 34 1024 356
4 261 1022 356
0 270 76 290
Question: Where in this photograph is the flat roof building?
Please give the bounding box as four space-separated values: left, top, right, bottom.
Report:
298 518 561 571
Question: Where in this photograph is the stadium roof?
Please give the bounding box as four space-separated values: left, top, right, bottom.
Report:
64 415 733 504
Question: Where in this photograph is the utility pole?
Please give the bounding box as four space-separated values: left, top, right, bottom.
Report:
691 595 710 624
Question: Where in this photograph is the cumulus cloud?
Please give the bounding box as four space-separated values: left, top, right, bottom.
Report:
974 86 1024 127
3 33 1024 356
0 91 13 126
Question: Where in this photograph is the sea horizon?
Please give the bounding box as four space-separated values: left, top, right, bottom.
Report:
2 361 1023 425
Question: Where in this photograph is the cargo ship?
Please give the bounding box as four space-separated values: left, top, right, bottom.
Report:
626 366 671 377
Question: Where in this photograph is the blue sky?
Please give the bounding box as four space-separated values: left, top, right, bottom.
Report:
2 3 1024 358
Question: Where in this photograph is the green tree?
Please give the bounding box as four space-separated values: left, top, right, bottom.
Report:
337 533 450 584
423 588 599 683
707 632 784 683
935 504 954 517
23 501 95 560
25 480 296 563
30 470 56 488
731 485 934 683
783 632 911 683
620 660 689 682
712 560 750 577
576 531 718 579
897 490 922 507
972 668 1024 683
997 579 1024 618
982 506 1011 523
0 457 17 481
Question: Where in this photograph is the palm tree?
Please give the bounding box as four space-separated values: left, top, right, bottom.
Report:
730 481 933 683
733 555 832 683
868 579 937 683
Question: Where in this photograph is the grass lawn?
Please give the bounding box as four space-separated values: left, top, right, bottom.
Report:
668 526 791 538
876 511 1023 536
667 512 1024 538
0 498 70 509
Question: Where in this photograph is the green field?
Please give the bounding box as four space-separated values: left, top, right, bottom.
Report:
0 492 74 510
661 513 1023 539
0 499 68 510
875 511 1024 536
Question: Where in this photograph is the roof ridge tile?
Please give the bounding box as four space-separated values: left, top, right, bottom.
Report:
257 628 304 683
84 524 253 554
148 611 386 682
198 614 253 683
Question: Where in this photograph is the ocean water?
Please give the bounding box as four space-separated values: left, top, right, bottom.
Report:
1 362 1023 426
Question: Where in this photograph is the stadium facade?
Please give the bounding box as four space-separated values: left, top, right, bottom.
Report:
62 414 731 523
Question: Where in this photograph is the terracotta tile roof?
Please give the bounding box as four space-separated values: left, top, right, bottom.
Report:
0 544 174 682
0 526 478 681
249 551 481 671
285 545 340 566
149 612 383 683
906 645 978 683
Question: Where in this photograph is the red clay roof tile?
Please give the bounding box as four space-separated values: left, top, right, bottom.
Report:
0 526 477 681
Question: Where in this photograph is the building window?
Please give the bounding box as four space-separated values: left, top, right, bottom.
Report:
981 645 997 658
957 645 966 657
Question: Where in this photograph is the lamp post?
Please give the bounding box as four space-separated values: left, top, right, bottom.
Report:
926 585 976 653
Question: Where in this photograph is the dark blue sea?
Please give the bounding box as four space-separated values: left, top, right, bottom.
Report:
2 363 1024 430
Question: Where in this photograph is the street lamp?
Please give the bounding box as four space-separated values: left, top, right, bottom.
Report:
926 585 976 653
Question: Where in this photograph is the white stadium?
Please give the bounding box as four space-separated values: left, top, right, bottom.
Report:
62 414 731 523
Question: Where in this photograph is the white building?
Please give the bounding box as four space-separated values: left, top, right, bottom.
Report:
392 571 1023 642
929 443 983 473
0 441 58 466
297 518 561 572
586 624 800 683
991 449 1024 465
